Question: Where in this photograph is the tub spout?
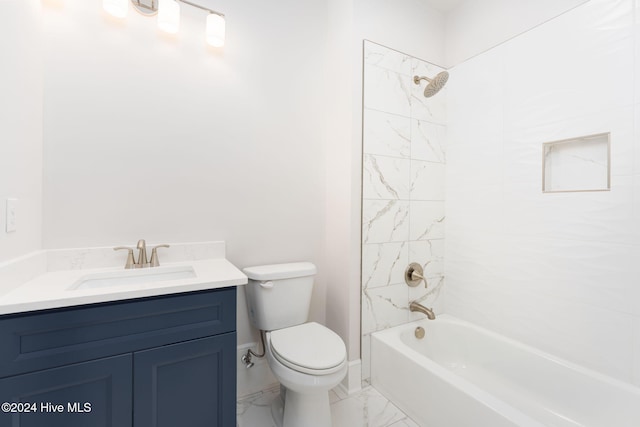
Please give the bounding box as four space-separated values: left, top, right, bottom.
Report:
409 301 436 320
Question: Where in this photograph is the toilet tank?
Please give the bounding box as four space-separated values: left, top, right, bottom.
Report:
243 262 317 331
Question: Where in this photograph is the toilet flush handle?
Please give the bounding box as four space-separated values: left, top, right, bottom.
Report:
259 281 274 289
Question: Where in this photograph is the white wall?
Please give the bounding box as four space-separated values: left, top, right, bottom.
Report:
446 0 640 384
444 0 588 66
41 0 328 394
324 0 359 370
354 0 445 65
323 0 446 391
0 0 43 263
31 0 445 398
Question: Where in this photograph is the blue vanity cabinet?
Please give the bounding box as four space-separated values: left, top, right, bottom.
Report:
134 332 236 427
0 354 133 427
0 287 237 427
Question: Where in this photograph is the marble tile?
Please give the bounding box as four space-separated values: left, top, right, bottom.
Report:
409 201 445 241
408 275 445 318
363 155 410 200
410 75 447 125
410 90 447 125
543 133 609 192
411 58 447 124
361 43 447 371
363 109 411 158
362 242 408 289
411 119 446 163
362 200 410 244
410 57 446 83
410 161 445 201
408 239 444 279
236 386 279 427
362 283 409 335
388 417 421 427
237 386 412 427
364 64 412 117
330 387 408 427
364 41 412 76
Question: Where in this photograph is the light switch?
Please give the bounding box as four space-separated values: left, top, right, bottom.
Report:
6 199 17 233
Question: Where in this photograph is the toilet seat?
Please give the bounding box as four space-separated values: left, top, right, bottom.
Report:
269 322 346 375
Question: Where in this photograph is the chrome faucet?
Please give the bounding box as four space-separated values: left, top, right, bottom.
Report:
410 301 436 320
114 239 170 269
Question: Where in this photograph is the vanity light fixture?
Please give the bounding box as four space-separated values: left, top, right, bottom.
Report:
103 0 129 18
157 0 180 34
205 13 226 47
104 0 226 48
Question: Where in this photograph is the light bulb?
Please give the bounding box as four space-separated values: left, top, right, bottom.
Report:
158 0 180 34
206 13 225 47
103 0 128 18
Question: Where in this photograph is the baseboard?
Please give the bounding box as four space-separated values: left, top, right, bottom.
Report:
336 359 362 397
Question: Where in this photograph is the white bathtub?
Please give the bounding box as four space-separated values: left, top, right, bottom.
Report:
371 315 640 427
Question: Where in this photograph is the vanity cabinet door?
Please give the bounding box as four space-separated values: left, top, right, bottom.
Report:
133 333 236 427
0 354 132 427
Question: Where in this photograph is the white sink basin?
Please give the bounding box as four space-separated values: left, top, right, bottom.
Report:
70 266 197 290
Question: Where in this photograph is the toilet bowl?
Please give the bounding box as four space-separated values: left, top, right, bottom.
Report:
243 263 348 427
266 323 347 427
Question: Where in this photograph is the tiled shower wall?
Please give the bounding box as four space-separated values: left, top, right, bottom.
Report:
360 41 447 382
445 0 640 384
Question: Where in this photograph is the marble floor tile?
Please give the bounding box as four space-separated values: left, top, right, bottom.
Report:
236 386 279 427
388 417 421 427
330 387 409 427
237 386 417 427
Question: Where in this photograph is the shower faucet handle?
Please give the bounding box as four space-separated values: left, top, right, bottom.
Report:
149 244 170 267
405 262 427 288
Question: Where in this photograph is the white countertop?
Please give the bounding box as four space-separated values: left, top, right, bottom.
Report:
0 242 248 316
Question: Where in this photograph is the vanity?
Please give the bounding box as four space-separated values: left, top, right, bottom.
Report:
0 241 246 427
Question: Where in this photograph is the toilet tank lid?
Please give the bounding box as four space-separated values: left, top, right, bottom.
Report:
243 262 317 281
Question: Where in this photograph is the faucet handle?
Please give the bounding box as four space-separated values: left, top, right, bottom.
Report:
149 244 170 268
405 262 427 288
113 247 136 269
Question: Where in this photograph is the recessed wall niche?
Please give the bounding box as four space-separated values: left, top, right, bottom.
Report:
542 133 610 193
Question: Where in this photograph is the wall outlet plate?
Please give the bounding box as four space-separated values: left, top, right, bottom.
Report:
6 199 17 233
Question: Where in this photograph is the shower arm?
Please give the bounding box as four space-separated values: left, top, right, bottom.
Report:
413 75 433 84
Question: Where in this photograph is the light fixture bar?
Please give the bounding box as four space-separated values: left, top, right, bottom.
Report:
176 0 223 17
133 0 156 12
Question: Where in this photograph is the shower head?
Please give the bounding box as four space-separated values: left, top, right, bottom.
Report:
413 71 449 98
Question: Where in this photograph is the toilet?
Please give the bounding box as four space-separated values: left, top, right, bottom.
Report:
243 262 347 427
